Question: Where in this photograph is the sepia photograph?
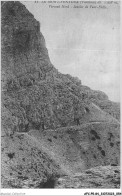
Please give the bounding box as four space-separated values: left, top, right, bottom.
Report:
1 0 121 194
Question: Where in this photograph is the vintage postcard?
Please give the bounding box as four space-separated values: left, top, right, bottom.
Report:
1 0 121 195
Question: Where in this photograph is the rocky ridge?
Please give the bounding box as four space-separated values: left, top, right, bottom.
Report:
1 1 120 188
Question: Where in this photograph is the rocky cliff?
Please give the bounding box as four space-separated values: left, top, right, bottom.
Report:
1 1 120 188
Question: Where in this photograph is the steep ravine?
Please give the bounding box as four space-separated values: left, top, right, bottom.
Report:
1 1 120 188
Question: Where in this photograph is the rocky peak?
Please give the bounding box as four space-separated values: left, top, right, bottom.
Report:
2 1 52 88
2 1 120 134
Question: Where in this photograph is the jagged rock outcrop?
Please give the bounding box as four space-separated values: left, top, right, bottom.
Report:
1 1 120 188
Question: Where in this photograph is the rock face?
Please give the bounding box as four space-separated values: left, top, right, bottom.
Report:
1 1 120 188
56 165 120 188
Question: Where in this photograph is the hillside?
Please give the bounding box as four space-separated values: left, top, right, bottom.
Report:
1 1 120 188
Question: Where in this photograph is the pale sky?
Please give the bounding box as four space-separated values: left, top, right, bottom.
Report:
22 1 120 102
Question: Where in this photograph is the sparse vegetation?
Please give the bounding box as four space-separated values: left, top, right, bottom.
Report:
7 153 15 159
